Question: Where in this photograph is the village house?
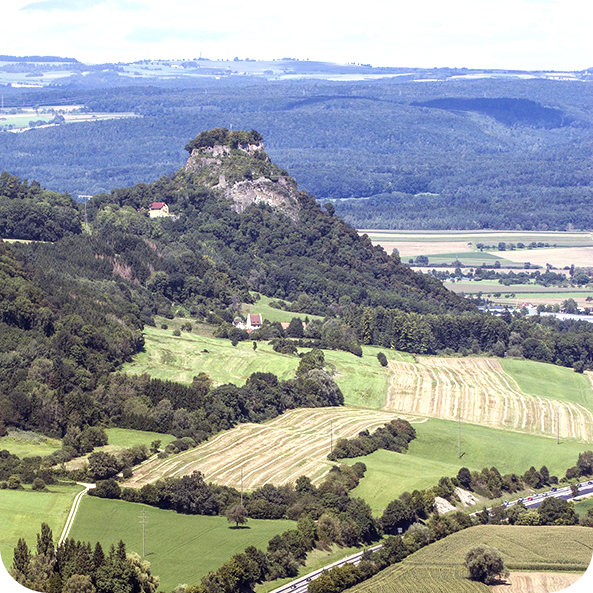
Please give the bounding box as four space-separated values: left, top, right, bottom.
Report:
149 202 170 218
246 314 262 330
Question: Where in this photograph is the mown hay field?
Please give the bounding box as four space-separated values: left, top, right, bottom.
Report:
348 525 593 593
491 571 583 593
386 357 593 441
123 407 420 490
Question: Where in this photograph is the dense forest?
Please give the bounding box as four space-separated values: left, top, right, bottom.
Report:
1 75 592 229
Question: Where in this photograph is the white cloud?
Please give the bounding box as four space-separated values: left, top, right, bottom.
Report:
2 0 592 69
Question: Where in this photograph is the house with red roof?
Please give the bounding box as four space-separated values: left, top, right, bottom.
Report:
149 202 170 218
246 313 262 329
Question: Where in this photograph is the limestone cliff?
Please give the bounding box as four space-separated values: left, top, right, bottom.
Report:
184 129 301 220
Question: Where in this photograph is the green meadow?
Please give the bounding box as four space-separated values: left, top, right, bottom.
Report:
123 323 404 408
69 497 294 591
0 430 62 458
345 417 591 513
501 358 593 408
0 484 83 567
105 428 177 450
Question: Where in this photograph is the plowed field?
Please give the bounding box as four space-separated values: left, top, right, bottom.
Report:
386 357 593 441
491 572 583 593
124 407 419 490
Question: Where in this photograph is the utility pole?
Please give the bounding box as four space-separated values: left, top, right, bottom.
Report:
240 467 244 506
139 509 148 557
458 400 462 459
557 406 560 445
330 420 333 455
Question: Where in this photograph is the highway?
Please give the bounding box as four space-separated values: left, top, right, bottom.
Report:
506 480 593 510
270 481 593 592
268 544 382 593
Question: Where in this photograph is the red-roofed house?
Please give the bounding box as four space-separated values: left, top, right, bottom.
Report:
149 202 170 218
246 314 262 329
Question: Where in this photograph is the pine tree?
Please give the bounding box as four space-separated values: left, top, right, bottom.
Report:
37 522 55 557
12 537 30 576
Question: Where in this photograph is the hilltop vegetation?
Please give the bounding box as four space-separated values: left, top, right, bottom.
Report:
1 75 593 229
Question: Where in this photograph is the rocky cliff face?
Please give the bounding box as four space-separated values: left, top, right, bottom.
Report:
184 133 301 221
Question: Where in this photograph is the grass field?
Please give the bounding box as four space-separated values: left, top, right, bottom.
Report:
69 496 294 591
386 356 593 441
0 484 83 568
363 229 593 270
105 428 177 450
345 416 591 513
348 525 593 593
123 407 421 490
0 429 61 458
123 322 404 409
574 496 593 517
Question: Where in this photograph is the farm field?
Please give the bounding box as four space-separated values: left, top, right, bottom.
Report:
0 429 61 458
122 407 420 490
347 525 593 593
385 356 593 440
69 496 294 592
123 322 401 409
447 281 593 308
363 229 593 269
345 416 589 513
0 484 83 568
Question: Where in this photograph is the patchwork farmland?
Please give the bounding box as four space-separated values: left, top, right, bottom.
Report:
386 357 593 441
123 407 420 490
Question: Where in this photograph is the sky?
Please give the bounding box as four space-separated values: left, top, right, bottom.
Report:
1 0 592 70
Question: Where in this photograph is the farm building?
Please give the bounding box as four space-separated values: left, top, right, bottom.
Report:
246 314 262 329
149 202 170 218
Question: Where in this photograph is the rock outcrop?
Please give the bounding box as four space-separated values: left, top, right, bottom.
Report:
184 129 301 220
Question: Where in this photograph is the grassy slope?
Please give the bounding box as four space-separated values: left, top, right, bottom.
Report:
348 525 593 593
105 428 177 449
0 484 83 567
345 417 591 513
123 323 409 408
501 358 593 408
69 496 294 591
0 431 62 458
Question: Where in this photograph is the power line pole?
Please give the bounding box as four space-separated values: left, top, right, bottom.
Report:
557 406 560 445
139 509 148 557
240 467 244 506
458 400 462 459
330 419 333 455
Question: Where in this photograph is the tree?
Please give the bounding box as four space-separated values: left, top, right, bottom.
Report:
537 497 579 525
456 467 473 489
377 352 388 367
12 537 30 577
62 574 96 593
464 545 508 584
37 522 54 557
225 503 248 528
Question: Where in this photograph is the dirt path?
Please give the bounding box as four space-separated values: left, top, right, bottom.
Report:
58 482 96 546
491 571 583 593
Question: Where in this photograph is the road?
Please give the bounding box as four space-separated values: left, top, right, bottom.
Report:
506 480 593 510
268 544 383 593
271 481 593 592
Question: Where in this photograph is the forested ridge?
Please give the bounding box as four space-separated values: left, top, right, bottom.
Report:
1 76 592 229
